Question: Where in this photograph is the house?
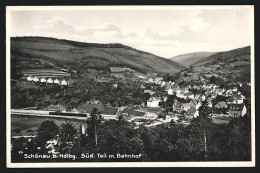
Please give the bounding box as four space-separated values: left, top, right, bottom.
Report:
205 91 212 97
120 108 157 121
191 99 202 109
227 104 247 117
176 92 185 98
144 90 155 96
172 87 181 93
226 97 235 104
143 112 158 120
147 97 161 107
231 87 238 92
215 101 228 109
233 96 244 104
216 89 224 95
183 92 194 99
198 94 206 101
167 88 173 95
46 104 66 112
113 84 118 88
61 79 68 86
33 77 39 82
164 85 172 91
211 93 217 99
47 78 53 84
54 78 60 85
140 85 145 89
101 106 119 120
207 101 213 107
180 87 189 93
172 100 183 112
193 110 199 118
154 77 163 83
148 78 154 83
187 106 196 114
71 108 79 113
182 101 196 112
27 76 33 82
40 77 46 83
194 94 201 99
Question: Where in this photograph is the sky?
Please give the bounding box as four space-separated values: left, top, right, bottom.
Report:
8 6 253 58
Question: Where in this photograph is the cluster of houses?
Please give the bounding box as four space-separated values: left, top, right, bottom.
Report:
46 102 158 122
26 76 69 86
145 81 248 118
21 69 71 86
147 77 175 88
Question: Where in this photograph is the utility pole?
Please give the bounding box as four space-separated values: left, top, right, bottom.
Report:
95 124 98 146
204 129 208 160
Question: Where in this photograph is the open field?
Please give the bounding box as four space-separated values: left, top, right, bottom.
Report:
11 114 87 136
212 117 233 124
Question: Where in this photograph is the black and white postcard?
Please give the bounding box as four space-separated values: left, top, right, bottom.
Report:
6 5 255 167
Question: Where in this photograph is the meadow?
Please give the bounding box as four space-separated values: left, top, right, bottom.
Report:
11 114 87 136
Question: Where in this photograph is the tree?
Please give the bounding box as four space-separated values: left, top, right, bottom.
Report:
60 121 77 142
87 108 103 145
190 101 213 160
58 122 78 155
36 120 59 144
209 76 217 84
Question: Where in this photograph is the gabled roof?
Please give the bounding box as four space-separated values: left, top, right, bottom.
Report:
121 108 146 117
227 104 245 111
191 99 200 105
101 106 118 115
211 93 217 97
226 98 234 102
215 101 227 108
46 104 66 112
144 90 155 95
182 101 195 109
183 92 193 96
147 97 161 102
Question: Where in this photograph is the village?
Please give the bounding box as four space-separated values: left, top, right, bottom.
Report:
11 69 249 133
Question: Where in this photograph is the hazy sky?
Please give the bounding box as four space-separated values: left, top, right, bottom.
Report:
8 6 253 58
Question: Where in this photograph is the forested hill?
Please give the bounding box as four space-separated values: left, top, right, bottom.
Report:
191 46 251 67
11 37 186 74
170 52 217 68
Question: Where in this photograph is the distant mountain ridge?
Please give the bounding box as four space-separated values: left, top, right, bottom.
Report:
170 52 217 68
191 46 250 67
11 36 186 74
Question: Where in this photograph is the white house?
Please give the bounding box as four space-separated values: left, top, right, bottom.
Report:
234 97 244 104
40 77 46 83
33 77 39 82
143 112 158 120
54 78 60 85
147 97 161 107
47 78 53 84
227 104 247 117
61 79 68 86
161 81 166 87
194 110 199 118
167 88 173 95
148 78 154 83
27 76 33 82
176 93 185 98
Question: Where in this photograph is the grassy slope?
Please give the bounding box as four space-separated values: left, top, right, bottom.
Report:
170 52 217 68
191 46 251 67
11 37 186 74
